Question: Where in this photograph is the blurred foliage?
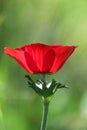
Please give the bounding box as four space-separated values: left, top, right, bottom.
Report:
0 0 87 130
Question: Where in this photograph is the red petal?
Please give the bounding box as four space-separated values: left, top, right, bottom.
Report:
22 43 53 72
4 47 34 74
24 51 40 73
42 49 55 73
50 45 77 73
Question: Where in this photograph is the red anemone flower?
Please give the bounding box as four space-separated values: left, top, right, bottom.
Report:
4 43 77 74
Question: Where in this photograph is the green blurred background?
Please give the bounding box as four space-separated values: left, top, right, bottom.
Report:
0 0 87 130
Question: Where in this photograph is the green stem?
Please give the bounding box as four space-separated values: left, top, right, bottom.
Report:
40 99 50 130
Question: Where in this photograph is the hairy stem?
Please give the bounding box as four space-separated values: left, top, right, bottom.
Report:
40 99 50 130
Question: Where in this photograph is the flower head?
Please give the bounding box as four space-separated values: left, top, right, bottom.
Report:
4 43 77 74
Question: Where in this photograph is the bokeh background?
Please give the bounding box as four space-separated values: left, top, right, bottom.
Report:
0 0 87 130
